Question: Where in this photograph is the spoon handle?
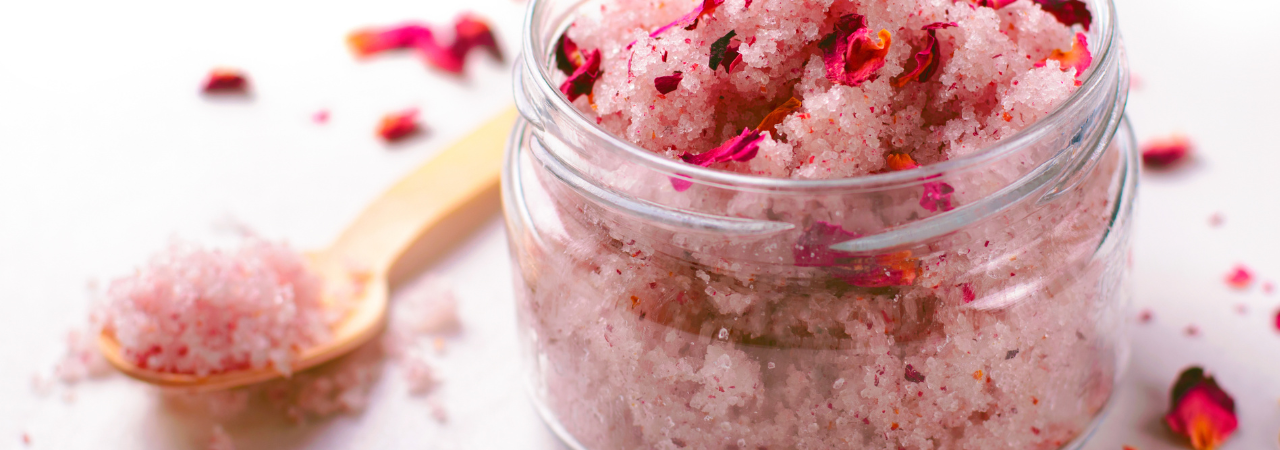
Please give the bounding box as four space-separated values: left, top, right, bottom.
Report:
327 106 518 277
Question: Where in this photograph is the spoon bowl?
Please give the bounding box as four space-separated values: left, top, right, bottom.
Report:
98 107 517 392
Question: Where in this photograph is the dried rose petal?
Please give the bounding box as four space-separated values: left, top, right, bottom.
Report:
670 175 694 192
655 71 684 94
312 110 330 124
819 15 892 86
886 153 920 171
793 221 919 287
650 0 725 38
560 49 602 102
680 128 764 166
377 109 421 142
1038 32 1092 76
904 365 926 383
1273 309 1280 332
1035 0 1093 30
1225 265 1253 289
756 97 802 138
1165 367 1237 450
554 34 584 76
201 68 249 93
349 15 501 75
920 181 955 212
347 24 434 57
893 22 957 88
709 30 743 73
1141 134 1193 168
961 283 976 303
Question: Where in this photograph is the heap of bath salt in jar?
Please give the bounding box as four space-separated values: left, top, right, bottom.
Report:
101 239 331 376
524 0 1121 449
556 0 1092 177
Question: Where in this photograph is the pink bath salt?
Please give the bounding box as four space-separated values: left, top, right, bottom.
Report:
54 327 111 384
654 71 684 94
207 425 235 450
1141 134 1193 168
1224 265 1253 289
201 68 248 94
893 22 956 87
1038 32 1092 76
819 14 892 86
377 108 422 142
101 239 328 377
402 355 440 396
793 221 862 267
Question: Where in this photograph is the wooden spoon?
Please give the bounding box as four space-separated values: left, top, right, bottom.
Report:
98 107 517 392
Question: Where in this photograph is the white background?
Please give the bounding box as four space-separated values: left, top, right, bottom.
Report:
1 0 1278 448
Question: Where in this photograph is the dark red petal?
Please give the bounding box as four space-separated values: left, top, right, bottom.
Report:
450 14 503 63
655 71 684 94
756 97 802 138
1034 0 1093 30
347 24 434 57
377 109 421 142
559 49 602 101
680 127 764 166
555 33 583 76
819 15 892 86
1165 367 1237 450
919 181 955 212
201 68 249 93
904 365 926 383
893 22 956 88
1141 134 1192 168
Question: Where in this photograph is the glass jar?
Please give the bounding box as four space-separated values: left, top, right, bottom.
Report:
503 0 1134 448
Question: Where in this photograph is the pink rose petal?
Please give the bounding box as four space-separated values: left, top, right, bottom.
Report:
893 22 957 87
680 128 764 166
1165 367 1237 450
1225 265 1253 290
920 181 955 212
1036 32 1092 77
819 15 892 87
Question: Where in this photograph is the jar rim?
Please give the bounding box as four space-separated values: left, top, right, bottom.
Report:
519 0 1123 191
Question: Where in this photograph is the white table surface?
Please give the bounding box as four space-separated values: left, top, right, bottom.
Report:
1 0 1277 449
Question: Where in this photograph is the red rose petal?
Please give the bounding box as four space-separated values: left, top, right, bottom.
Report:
348 15 501 75
755 97 802 138
709 30 744 73
651 0 724 38
1273 309 1280 331
1037 32 1092 77
1141 134 1193 168
819 15 892 86
655 71 684 94
377 109 421 142
1225 265 1253 290
920 181 955 212
680 127 764 166
554 34 584 76
347 24 434 57
559 49 602 102
1165 367 1237 450
893 22 957 88
201 68 249 94
1034 0 1093 30
961 283 976 303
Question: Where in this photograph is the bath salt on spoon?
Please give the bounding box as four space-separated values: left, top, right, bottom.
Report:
97 107 517 392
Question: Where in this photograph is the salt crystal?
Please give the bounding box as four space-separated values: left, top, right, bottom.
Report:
207 425 235 450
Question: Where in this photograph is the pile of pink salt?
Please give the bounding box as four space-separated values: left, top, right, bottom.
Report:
101 239 330 376
557 0 1092 177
